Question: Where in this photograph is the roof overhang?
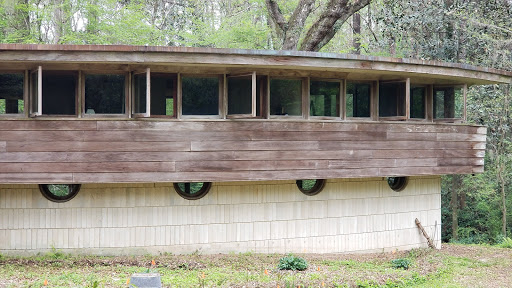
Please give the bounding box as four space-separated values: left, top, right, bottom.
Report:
0 44 511 85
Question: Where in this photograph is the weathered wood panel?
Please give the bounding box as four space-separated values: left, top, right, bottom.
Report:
0 120 486 183
0 162 175 173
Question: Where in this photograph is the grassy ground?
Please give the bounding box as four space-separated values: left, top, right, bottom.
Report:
0 244 511 287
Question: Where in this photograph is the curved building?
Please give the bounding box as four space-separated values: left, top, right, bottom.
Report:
0 44 510 255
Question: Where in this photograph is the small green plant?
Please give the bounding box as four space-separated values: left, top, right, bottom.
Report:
47 247 67 260
498 237 512 248
391 258 411 270
277 254 308 271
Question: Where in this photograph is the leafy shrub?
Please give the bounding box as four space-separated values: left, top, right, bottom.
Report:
391 258 411 270
277 254 308 271
498 237 512 248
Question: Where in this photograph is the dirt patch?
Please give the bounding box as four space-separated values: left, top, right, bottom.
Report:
1 244 512 287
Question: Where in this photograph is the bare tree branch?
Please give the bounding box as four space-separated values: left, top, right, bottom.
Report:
300 0 370 51
265 0 287 33
283 0 316 50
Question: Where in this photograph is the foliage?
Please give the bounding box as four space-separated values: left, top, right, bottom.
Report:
390 258 411 270
498 237 512 249
277 254 308 271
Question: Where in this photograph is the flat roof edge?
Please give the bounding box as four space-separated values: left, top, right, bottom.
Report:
1 43 511 83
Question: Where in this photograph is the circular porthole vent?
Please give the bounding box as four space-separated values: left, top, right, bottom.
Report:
39 184 81 203
173 182 212 200
387 177 408 192
296 179 326 196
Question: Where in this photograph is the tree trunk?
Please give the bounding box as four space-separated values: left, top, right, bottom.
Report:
499 85 510 236
53 0 63 44
352 12 361 54
265 0 370 52
499 163 506 236
451 175 461 240
300 0 370 51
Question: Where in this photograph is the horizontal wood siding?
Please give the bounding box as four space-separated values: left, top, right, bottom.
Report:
0 120 486 183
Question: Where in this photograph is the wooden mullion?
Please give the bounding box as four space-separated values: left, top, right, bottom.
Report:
303 77 310 119
176 73 182 119
80 70 85 117
37 66 42 116
130 69 152 118
426 84 433 122
145 68 151 117
341 80 345 120
220 74 225 119
76 71 81 118
126 72 131 117
172 76 177 118
23 70 29 118
463 84 467 122
265 76 270 119
405 78 410 119
251 72 256 117
371 80 379 121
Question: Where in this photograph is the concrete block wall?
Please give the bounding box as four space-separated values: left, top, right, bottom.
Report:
0 176 441 255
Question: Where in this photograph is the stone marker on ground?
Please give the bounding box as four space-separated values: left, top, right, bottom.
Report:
130 273 162 288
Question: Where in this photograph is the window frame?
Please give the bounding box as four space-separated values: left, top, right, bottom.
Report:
29 66 42 117
268 76 305 119
432 84 467 123
308 78 343 120
148 72 177 119
81 71 130 118
344 80 374 121
378 78 409 121
408 84 429 121
226 71 257 118
0 70 27 118
178 73 223 119
131 68 151 118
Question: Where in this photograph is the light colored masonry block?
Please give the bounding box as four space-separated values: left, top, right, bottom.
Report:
0 177 441 255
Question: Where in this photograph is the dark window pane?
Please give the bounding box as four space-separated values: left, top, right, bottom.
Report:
310 81 340 117
151 75 175 116
379 82 406 117
270 79 302 116
85 74 125 114
346 82 370 117
42 73 76 115
182 77 219 115
434 86 463 118
228 77 252 115
256 77 266 116
133 73 146 114
410 86 426 119
31 71 38 114
0 73 24 114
